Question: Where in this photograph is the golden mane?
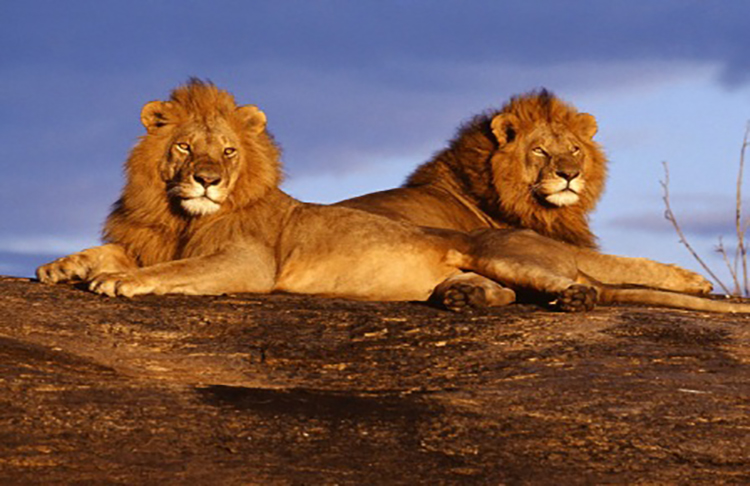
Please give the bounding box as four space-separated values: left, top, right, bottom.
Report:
102 79 284 266
407 89 607 248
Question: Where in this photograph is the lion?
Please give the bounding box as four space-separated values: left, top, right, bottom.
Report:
34 80 750 314
448 229 750 314
338 90 714 301
35 79 519 305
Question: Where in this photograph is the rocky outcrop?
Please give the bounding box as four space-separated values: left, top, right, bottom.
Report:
1 276 748 483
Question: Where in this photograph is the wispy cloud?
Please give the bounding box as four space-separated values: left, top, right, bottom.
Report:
0 235 99 256
607 196 750 237
6 2 749 82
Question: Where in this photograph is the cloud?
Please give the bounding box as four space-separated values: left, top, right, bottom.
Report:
607 197 750 238
609 212 729 236
20 4 750 75
0 235 98 256
0 252 60 279
227 58 707 178
4 2 750 85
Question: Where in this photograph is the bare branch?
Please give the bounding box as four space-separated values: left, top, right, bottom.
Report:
661 161 732 295
716 237 740 295
736 123 750 296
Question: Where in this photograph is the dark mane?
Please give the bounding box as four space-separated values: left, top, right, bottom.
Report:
406 90 607 248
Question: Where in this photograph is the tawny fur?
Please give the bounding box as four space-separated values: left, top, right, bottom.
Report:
103 80 284 267
341 90 606 248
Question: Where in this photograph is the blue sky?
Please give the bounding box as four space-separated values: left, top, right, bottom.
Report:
3 1 750 293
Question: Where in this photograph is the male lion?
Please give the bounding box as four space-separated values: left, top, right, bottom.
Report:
36 79 517 304
338 90 713 300
35 81 749 314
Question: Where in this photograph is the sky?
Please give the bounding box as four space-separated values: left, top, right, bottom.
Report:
3 0 750 294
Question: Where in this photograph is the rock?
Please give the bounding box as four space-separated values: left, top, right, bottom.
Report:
1 276 749 483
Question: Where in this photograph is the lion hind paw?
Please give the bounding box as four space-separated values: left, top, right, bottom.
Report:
557 284 598 312
441 283 489 312
671 266 714 294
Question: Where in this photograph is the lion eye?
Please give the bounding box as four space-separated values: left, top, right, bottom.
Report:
571 146 581 155
175 142 191 154
532 147 547 157
223 147 237 158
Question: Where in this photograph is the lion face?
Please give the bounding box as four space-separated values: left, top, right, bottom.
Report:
491 111 600 209
163 120 242 216
139 98 269 217
523 124 588 207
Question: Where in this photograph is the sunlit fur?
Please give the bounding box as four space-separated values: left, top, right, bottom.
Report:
180 197 222 216
103 79 283 266
545 189 581 208
406 90 607 248
167 176 226 216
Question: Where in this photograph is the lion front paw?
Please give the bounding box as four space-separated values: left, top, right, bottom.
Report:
557 284 598 312
36 253 95 284
89 272 156 298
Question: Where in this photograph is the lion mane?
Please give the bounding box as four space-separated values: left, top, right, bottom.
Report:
103 79 284 266
341 90 606 249
406 89 606 248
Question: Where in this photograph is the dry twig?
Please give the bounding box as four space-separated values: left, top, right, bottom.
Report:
661 161 732 295
735 123 750 295
716 237 740 294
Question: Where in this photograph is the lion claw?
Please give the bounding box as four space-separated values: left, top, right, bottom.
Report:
557 284 598 312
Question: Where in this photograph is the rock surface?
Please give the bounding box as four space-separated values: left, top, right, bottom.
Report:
1 275 749 484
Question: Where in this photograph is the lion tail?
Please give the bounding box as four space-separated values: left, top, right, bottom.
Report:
598 286 750 313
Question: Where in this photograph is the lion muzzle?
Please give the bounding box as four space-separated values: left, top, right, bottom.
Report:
192 165 223 189
538 156 585 207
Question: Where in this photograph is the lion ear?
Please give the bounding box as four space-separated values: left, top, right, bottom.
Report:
576 113 598 139
490 113 519 147
141 101 176 134
237 105 267 134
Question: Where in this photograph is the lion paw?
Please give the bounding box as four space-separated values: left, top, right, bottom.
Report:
670 266 713 294
89 272 155 298
557 284 598 312
36 253 94 284
442 283 489 312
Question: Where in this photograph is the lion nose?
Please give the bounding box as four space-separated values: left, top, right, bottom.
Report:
555 168 580 182
193 169 222 188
